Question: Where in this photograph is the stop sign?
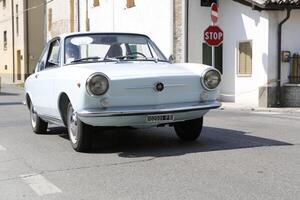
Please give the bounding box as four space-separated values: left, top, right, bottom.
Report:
204 25 223 47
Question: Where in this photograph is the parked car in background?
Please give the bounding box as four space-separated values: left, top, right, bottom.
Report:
25 32 221 152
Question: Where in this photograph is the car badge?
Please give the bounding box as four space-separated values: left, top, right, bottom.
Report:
155 82 164 92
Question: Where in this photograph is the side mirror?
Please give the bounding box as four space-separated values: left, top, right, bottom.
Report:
169 55 175 64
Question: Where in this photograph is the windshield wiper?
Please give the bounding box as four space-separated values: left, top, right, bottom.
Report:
71 56 118 63
115 55 158 63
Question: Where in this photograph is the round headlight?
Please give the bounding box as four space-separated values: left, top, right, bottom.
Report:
202 69 221 90
86 73 109 96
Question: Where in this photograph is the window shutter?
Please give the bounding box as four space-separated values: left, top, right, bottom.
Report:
93 0 100 7
239 41 252 75
48 8 52 31
126 0 135 8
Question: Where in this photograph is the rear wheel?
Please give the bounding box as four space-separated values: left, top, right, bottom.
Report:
67 103 92 152
30 103 48 134
174 117 203 141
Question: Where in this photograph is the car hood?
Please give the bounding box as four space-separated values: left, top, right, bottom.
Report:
71 62 210 80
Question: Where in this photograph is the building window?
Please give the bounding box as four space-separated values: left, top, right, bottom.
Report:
16 4 19 36
93 0 100 7
238 41 252 75
3 31 7 51
2 0 6 8
203 43 223 74
4 65 8 70
126 0 135 8
48 8 52 31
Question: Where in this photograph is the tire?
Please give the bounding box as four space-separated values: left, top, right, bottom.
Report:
30 103 48 134
67 103 92 152
174 117 203 141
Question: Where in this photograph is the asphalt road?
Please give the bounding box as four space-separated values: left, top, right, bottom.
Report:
0 85 299 200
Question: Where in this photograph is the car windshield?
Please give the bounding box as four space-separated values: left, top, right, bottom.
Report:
64 34 168 64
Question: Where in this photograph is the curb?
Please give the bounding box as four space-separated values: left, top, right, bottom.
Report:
219 103 300 113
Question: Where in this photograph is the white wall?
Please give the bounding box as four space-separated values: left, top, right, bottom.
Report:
88 0 173 57
221 1 270 106
281 10 300 85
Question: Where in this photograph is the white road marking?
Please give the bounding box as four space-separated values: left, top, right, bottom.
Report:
252 112 282 115
0 145 7 151
20 174 62 196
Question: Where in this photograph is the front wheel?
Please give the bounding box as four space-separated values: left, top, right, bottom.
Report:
174 117 203 141
67 103 92 152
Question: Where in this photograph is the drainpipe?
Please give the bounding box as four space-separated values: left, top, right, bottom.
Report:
276 8 291 106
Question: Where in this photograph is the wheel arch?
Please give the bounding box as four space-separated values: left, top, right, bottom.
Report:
25 93 32 110
58 92 71 126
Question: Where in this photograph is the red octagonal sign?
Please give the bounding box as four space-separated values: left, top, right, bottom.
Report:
204 25 224 47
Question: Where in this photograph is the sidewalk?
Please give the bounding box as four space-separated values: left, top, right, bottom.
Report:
0 84 24 104
220 102 300 113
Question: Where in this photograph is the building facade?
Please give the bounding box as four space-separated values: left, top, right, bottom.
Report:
187 0 300 107
46 0 80 40
0 0 45 84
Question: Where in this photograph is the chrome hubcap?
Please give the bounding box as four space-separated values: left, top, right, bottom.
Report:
68 107 78 144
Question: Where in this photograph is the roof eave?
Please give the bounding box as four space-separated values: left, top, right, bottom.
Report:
233 0 300 11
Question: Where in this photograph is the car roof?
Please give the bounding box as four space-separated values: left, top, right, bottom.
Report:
58 32 151 39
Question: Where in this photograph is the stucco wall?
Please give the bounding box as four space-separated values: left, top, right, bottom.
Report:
280 10 300 85
89 0 173 58
0 0 26 83
224 2 269 106
0 0 13 83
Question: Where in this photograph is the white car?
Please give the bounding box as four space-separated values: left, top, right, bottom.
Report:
25 32 221 152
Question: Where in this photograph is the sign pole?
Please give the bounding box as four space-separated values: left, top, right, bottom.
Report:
203 3 223 68
211 3 218 68
212 44 215 68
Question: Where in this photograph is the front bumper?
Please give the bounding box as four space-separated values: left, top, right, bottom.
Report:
77 100 221 127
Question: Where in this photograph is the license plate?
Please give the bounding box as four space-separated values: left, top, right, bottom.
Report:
146 114 175 123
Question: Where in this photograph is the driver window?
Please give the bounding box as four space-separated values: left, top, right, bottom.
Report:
37 44 49 72
46 40 60 68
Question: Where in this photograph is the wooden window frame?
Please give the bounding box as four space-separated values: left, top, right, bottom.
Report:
48 8 52 31
126 0 135 8
16 4 19 36
237 40 252 77
93 0 100 7
3 31 7 51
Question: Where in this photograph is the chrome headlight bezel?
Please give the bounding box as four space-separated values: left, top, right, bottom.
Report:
201 68 221 91
86 73 110 96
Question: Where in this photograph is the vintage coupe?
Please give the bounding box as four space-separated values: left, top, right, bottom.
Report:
25 33 221 152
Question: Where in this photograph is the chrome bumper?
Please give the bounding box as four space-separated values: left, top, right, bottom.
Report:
77 101 221 118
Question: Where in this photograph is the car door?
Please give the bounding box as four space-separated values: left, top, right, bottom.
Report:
29 43 49 114
34 39 61 116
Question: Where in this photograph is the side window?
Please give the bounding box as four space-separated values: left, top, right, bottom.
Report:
46 40 61 68
37 45 49 72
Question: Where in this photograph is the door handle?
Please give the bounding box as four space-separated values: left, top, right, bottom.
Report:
35 74 39 79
